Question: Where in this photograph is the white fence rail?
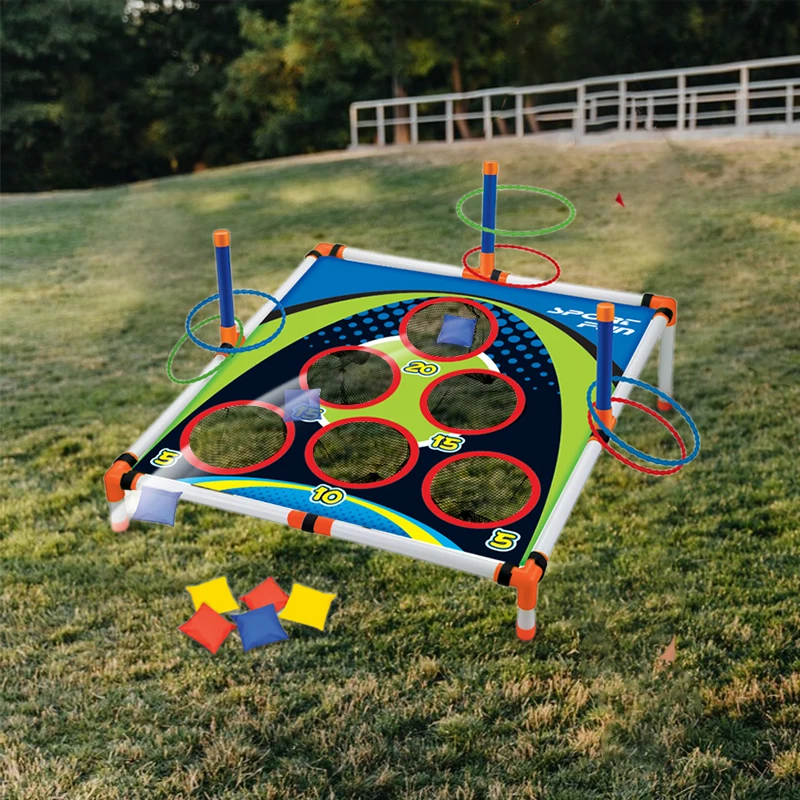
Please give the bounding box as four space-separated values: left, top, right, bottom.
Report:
350 56 800 147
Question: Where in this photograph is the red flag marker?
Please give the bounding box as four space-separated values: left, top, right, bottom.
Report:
615 193 625 207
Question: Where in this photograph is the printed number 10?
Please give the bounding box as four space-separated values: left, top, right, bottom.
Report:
310 484 346 506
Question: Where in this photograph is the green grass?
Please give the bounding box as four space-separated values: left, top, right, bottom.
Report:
1 137 799 799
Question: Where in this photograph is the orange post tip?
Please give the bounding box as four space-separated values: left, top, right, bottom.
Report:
657 399 672 412
213 229 230 247
516 624 537 641
597 302 615 322
483 161 499 175
111 519 130 533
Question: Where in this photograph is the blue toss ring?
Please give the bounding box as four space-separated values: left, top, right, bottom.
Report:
587 377 700 467
185 289 286 354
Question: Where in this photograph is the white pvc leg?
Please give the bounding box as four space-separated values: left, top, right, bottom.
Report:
108 500 129 532
658 324 676 405
516 607 537 640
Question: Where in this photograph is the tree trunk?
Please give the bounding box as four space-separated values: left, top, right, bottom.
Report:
525 94 541 133
391 25 410 145
392 75 410 144
451 59 472 139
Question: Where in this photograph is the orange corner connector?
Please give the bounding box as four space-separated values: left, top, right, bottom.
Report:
596 407 615 430
479 251 495 276
220 324 239 349
104 453 137 503
309 242 346 259
213 229 231 247
509 554 547 612
597 302 615 323
483 160 499 175
648 294 677 327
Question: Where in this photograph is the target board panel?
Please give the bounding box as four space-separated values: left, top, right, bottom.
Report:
134 254 656 565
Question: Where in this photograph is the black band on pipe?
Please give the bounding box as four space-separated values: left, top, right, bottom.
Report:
301 513 319 533
497 562 514 586
655 306 674 323
529 551 548 579
120 471 140 491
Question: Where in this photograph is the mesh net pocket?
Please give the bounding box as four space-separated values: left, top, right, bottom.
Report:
311 421 412 486
425 372 521 432
404 300 493 358
306 349 395 406
187 404 287 471
427 454 536 526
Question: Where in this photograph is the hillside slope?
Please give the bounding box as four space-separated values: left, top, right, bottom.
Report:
1 138 799 799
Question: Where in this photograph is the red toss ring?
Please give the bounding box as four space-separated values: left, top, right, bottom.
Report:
461 244 561 289
588 397 688 476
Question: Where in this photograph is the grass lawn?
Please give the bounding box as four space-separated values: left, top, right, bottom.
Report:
1 137 799 799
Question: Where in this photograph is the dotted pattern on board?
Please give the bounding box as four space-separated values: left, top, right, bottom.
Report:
302 298 559 397
232 485 408 536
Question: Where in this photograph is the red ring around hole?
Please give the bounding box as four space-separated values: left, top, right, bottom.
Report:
462 244 561 289
422 451 541 529
305 416 419 490
588 397 687 476
420 369 526 435
299 345 401 409
398 296 498 362
180 400 295 475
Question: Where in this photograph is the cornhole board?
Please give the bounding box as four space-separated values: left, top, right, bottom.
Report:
104 243 677 640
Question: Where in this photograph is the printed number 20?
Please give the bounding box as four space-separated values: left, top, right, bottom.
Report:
403 360 439 376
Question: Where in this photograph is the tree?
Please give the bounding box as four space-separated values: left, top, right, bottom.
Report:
218 0 385 156
0 0 139 191
130 0 290 173
0 0 287 191
2 0 796 191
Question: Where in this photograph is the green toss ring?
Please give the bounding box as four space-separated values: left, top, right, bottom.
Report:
456 184 576 237
166 314 245 385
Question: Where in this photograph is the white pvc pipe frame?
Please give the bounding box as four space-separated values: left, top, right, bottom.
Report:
110 246 675 636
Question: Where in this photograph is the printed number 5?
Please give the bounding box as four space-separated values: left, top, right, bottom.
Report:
486 529 520 551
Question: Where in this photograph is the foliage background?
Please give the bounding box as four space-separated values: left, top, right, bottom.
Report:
2 0 799 192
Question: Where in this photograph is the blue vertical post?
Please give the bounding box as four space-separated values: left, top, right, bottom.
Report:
479 161 498 277
213 229 238 349
595 302 615 428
